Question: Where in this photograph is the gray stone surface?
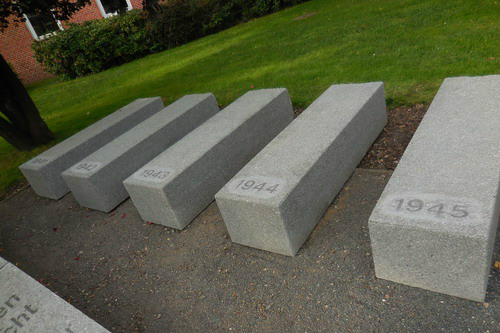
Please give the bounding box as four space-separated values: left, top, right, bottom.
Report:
19 98 164 200
368 75 500 302
62 94 219 212
0 258 110 332
216 82 387 256
124 89 293 229
0 257 6 270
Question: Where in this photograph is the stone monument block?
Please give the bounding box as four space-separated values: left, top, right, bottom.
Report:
216 82 387 256
368 75 500 302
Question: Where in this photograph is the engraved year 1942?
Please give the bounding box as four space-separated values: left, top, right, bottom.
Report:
392 198 469 218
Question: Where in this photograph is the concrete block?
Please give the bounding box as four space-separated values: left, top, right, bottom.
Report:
62 94 219 212
19 98 164 200
124 89 293 229
215 82 387 256
0 258 110 332
368 75 500 302
0 257 6 270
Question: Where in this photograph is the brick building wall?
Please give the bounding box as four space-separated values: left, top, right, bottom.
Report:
0 0 143 85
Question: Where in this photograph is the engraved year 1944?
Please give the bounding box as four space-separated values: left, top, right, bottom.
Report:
234 179 280 194
392 198 469 218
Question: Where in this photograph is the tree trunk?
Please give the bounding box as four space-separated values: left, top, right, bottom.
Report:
0 53 54 151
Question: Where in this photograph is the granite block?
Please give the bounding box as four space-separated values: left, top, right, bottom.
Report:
19 98 164 200
368 75 500 302
124 89 293 229
62 94 219 212
216 82 387 256
0 258 110 332
0 257 6 270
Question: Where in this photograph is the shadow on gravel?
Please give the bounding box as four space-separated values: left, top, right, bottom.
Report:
0 169 498 333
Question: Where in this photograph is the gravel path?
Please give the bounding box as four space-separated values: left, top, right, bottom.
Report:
1 169 498 333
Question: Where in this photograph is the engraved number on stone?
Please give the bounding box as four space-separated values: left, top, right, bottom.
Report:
394 199 469 218
76 163 99 172
31 157 49 164
235 180 280 193
450 205 468 218
139 169 170 180
407 199 423 211
427 203 445 215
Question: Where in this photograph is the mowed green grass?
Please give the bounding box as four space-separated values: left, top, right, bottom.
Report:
1 0 499 194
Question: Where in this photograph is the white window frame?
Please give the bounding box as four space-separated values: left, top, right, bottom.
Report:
95 0 133 18
24 13 63 41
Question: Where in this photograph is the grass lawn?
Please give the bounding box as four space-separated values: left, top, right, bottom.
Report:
1 0 499 195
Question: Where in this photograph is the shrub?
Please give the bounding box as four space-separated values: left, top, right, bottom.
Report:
33 0 309 79
147 0 309 48
145 0 209 50
32 10 155 79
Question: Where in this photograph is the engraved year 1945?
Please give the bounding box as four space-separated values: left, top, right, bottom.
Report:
392 198 469 218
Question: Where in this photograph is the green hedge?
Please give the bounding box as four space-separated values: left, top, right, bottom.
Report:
204 0 305 32
32 10 155 79
147 0 309 48
33 0 308 79
145 0 208 50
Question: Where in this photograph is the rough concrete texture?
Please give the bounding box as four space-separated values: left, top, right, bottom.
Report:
369 75 500 302
1 169 499 333
0 256 6 269
62 94 219 212
216 82 387 256
0 259 109 332
124 89 293 229
19 98 164 200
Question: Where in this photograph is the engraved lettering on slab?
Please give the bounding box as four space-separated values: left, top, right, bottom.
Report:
132 167 175 183
29 157 50 165
228 176 285 199
72 162 102 173
381 193 481 223
0 293 84 332
1 264 110 333
0 294 39 332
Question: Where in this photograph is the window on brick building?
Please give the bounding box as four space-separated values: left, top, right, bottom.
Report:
96 0 133 18
24 12 63 41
